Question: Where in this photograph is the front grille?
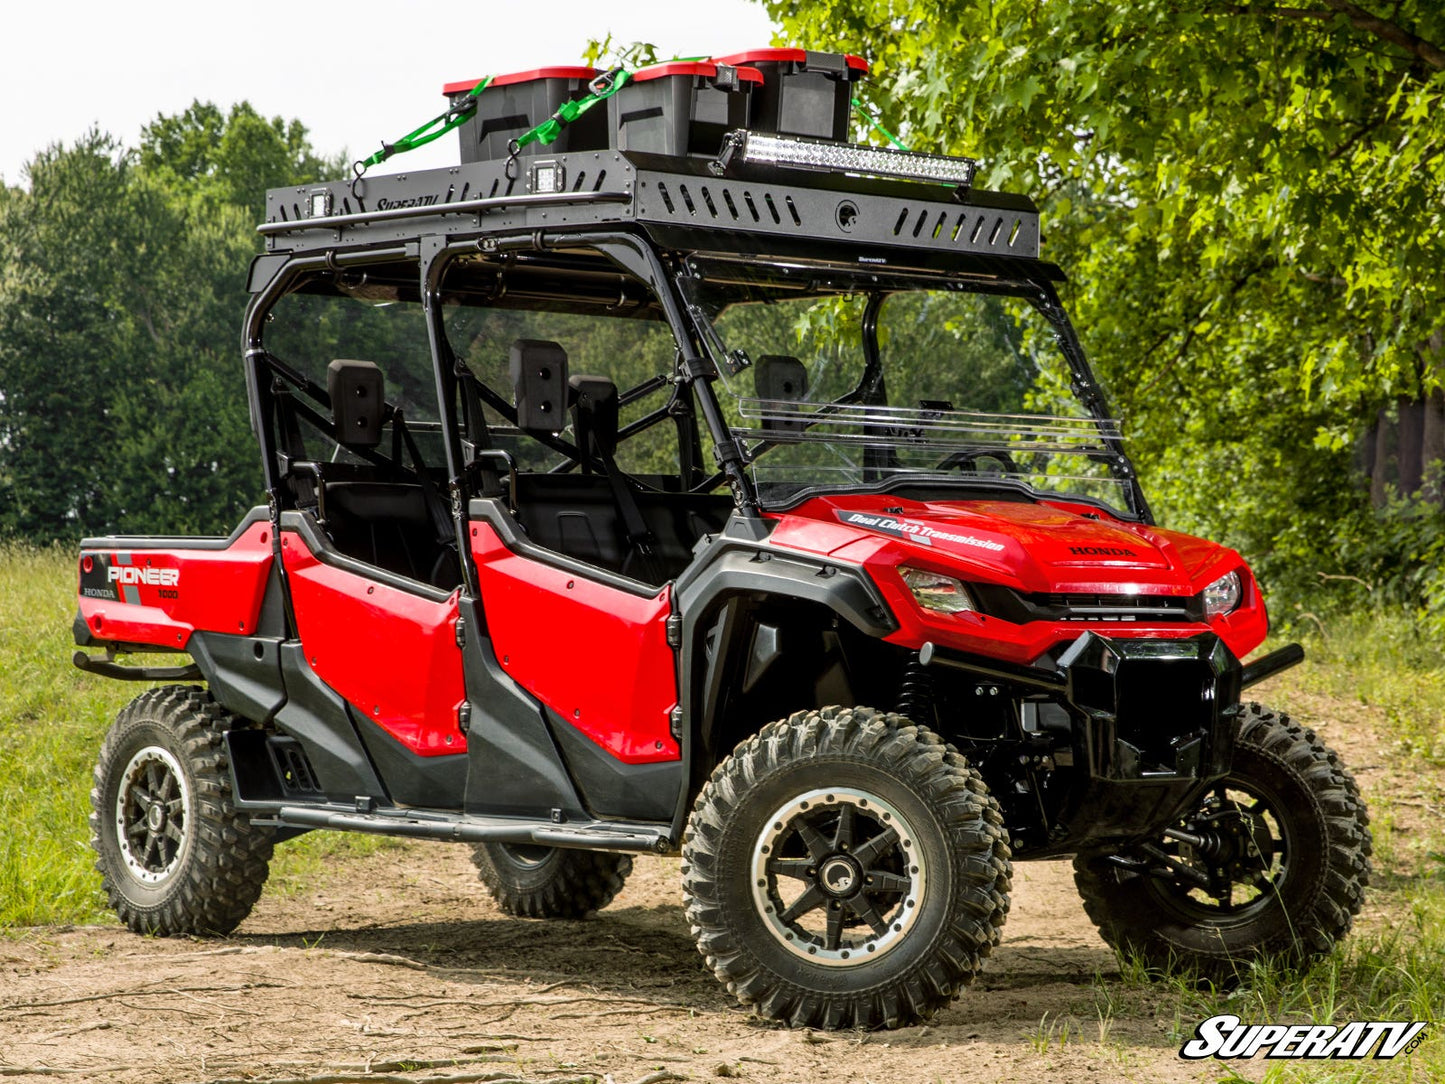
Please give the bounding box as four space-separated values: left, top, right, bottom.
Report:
1030 592 1194 623
972 585 1203 625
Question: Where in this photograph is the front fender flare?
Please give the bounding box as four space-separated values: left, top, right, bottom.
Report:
670 523 898 837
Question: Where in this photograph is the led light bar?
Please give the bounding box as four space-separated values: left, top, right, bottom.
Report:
711 130 976 190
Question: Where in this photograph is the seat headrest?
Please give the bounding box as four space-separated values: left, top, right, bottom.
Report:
754 355 808 435
327 359 385 448
510 339 569 434
569 375 619 456
754 355 808 401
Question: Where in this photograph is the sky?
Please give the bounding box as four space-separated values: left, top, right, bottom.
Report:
1 0 778 187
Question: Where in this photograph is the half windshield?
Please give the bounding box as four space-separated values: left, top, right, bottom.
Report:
683 259 1135 516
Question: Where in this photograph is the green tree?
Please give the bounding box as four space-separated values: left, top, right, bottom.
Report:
139 101 339 219
768 0 1445 609
0 104 338 541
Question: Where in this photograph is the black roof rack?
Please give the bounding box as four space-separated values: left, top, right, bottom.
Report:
261 146 1049 277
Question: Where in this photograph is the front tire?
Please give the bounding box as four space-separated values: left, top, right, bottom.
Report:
683 706 1012 1029
1075 703 1370 979
90 686 273 936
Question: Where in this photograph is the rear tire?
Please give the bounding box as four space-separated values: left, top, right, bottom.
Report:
90 686 273 936
470 843 632 918
683 706 1011 1029
1074 703 1370 980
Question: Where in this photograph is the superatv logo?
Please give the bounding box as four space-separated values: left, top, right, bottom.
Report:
1180 1014 1428 1060
837 510 1006 553
376 194 440 210
108 566 180 587
1068 545 1138 557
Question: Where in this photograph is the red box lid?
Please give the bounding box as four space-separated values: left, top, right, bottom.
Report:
630 60 763 85
714 48 868 74
442 66 600 96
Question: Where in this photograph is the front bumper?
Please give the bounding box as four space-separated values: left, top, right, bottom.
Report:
1058 631 1242 782
922 631 1280 852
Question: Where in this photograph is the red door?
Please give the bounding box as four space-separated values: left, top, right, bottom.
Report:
470 523 679 764
281 529 468 755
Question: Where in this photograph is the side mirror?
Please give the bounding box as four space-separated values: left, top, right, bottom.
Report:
753 355 808 434
509 339 569 434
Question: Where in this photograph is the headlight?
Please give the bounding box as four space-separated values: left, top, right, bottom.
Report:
1203 570 1243 618
900 566 975 614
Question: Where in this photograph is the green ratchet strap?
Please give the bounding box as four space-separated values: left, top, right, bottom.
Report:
353 73 908 184
509 67 630 156
351 67 634 191
352 75 494 186
852 98 911 152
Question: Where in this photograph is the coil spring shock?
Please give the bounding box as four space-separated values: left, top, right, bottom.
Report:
895 657 936 726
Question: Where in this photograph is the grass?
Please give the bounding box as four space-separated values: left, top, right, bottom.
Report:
1094 812 1445 1081
3 543 1444 1077
0 545 397 927
1273 610 1445 764
0 545 134 925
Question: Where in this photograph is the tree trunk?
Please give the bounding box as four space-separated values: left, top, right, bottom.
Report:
1369 407 1392 508
1398 396 1424 496
1361 411 1378 481
1371 406 1392 508
1423 386 1445 507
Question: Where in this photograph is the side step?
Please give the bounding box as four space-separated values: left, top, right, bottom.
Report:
261 803 673 854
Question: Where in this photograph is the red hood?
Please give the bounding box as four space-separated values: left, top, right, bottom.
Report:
769 494 1240 595
765 493 1267 665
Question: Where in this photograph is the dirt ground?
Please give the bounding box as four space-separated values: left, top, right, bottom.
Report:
0 684 1426 1084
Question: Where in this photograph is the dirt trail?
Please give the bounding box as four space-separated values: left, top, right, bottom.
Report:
0 685 1405 1084
0 850 1214 1084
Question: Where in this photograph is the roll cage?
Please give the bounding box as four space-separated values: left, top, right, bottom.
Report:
244 151 1150 613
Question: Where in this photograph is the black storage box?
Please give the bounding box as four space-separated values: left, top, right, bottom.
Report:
714 48 868 142
445 67 608 163
609 61 762 157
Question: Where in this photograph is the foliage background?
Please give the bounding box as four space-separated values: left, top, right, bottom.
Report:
0 104 339 540
3 5 1444 640
765 0 1445 637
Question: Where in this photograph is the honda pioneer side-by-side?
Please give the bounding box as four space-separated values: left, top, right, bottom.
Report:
74 51 1370 1029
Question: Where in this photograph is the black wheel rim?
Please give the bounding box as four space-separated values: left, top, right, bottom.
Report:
750 786 926 967
1140 773 1293 926
497 843 554 868
115 746 191 884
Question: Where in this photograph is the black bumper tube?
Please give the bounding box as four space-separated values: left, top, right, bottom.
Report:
1240 643 1305 689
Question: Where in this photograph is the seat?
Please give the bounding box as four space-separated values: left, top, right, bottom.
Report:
294 360 460 588
512 473 732 583
323 481 446 584
567 373 666 582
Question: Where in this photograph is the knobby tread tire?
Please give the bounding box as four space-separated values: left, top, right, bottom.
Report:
470 844 632 919
682 705 1012 1030
90 685 274 937
1074 702 1370 979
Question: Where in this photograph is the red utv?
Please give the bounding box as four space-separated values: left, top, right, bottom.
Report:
74 51 1368 1029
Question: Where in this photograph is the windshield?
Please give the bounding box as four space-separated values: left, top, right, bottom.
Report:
683 261 1135 516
